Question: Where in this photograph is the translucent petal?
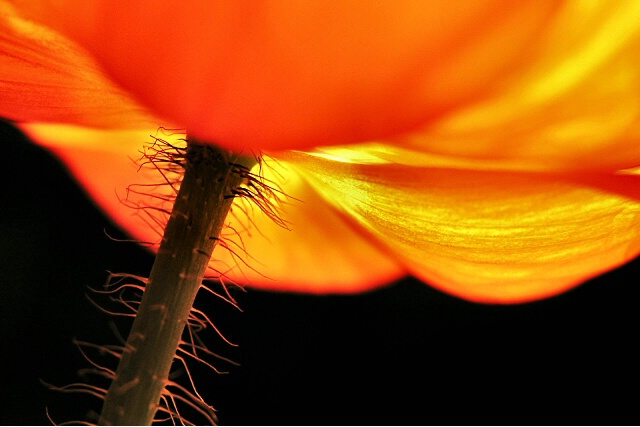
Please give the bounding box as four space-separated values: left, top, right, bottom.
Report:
387 1 640 172
287 152 640 303
20 122 404 293
0 1 159 129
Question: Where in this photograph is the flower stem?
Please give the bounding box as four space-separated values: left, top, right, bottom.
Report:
98 142 255 426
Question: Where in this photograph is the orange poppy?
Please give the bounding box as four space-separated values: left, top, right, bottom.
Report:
2 0 640 304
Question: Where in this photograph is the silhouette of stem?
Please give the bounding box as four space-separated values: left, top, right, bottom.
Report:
98 142 255 426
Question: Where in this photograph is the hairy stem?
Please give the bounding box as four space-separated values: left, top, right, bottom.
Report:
98 142 255 426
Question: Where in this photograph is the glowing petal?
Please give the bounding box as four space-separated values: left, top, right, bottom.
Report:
390 1 640 173
0 1 159 129
20 123 404 293
18 0 558 151
6 0 640 303
288 152 640 303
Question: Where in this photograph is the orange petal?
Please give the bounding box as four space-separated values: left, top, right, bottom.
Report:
287 151 640 303
20 122 404 293
18 0 559 151
0 1 160 129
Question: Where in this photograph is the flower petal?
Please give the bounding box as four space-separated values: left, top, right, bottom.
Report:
213 159 405 293
287 152 640 303
388 1 640 173
20 122 404 293
18 0 559 151
0 1 159 129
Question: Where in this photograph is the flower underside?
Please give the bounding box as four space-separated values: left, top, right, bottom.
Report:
2 0 640 304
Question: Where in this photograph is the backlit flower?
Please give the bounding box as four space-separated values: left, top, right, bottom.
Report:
2 0 640 304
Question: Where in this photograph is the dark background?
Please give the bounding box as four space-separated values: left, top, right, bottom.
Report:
1 120 638 425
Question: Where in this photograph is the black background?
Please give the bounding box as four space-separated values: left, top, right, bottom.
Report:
1 120 638 425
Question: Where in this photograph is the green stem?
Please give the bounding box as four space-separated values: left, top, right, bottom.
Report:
98 142 255 426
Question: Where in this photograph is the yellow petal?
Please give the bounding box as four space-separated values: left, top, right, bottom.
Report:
389 1 640 173
20 122 404 293
211 159 405 293
287 151 640 303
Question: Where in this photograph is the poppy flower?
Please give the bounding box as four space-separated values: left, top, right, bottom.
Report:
2 0 640 307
